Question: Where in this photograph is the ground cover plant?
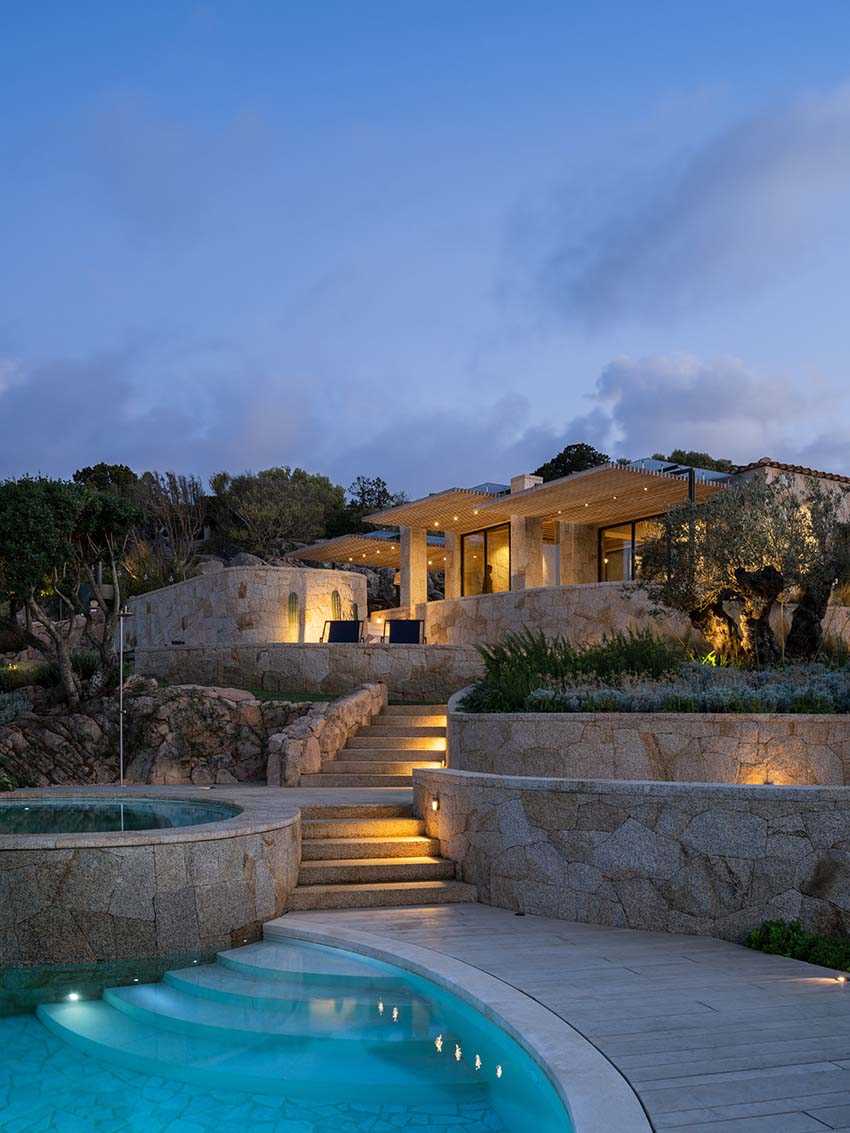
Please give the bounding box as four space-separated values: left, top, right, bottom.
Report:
746 920 850 974
461 627 850 714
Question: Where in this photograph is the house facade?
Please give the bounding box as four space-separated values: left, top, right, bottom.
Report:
293 457 850 646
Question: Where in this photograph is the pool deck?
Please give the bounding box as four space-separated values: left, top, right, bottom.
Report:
281 903 850 1133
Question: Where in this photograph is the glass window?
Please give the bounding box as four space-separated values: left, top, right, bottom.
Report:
633 519 663 579
486 525 510 593
600 524 632 581
462 532 485 596
461 525 510 596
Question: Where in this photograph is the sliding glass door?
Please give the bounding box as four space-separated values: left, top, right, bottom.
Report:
461 524 511 596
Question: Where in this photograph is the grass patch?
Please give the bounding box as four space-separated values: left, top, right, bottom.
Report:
746 919 850 973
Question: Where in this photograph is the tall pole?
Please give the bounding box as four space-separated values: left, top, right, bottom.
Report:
118 606 133 788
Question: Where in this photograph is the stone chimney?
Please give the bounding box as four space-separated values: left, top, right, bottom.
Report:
510 473 544 493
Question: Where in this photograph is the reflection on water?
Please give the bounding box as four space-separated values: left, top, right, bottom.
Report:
0 798 238 834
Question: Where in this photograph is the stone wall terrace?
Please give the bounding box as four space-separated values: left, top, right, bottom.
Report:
415 767 850 941
135 642 484 703
448 696 850 786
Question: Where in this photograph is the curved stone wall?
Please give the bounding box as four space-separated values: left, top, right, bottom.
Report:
127 566 367 648
448 696 850 786
0 789 300 966
414 767 850 941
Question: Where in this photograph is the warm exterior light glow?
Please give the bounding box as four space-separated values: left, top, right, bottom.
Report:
431 797 439 812
837 976 847 984
452 514 459 521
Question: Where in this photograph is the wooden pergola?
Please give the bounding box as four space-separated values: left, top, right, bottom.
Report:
474 463 725 528
291 531 448 570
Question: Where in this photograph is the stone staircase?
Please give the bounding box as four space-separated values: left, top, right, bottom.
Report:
299 704 447 788
287 804 476 910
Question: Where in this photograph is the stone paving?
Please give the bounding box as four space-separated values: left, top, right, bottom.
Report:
285 903 850 1132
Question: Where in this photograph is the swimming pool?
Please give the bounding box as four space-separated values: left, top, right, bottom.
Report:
14 937 573 1131
0 796 239 834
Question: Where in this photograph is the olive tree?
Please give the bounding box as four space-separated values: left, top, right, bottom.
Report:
0 477 139 706
637 474 850 664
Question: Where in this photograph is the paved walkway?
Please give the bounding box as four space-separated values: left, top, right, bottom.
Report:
285 904 850 1133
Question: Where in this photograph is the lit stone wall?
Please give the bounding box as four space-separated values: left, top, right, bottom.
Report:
0 791 300 966
135 642 484 703
126 566 367 648
448 699 850 785
415 767 850 941
385 582 698 647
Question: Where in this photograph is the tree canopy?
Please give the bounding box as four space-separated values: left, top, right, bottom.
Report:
533 442 609 482
209 466 345 556
651 449 735 473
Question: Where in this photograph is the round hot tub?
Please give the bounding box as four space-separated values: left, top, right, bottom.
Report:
0 796 239 835
0 788 300 968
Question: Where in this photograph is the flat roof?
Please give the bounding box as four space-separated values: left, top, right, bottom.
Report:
291 530 446 569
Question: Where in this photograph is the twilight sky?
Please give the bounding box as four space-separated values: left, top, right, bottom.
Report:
3 2 850 495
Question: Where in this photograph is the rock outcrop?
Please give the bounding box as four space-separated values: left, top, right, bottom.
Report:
0 679 308 788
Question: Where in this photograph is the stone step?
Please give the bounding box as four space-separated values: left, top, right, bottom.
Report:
346 734 446 751
301 835 440 860
372 715 447 728
298 857 456 885
327 759 442 775
341 748 445 764
331 747 439 763
285 879 477 911
299 773 415 788
303 817 424 839
383 704 447 715
298 804 412 820
360 725 446 738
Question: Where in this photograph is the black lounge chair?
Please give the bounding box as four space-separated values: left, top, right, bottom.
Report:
321 619 364 643
382 619 426 644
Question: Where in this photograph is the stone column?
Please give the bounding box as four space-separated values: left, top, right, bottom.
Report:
443 531 461 600
400 526 428 609
510 515 545 591
559 522 599 584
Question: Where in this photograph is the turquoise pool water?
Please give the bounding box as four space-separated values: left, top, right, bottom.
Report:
0 797 239 834
1 938 572 1132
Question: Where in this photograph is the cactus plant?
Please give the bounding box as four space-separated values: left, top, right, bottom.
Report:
287 591 299 640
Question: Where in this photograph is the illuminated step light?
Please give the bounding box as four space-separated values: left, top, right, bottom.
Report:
378 1000 385 1015
496 1064 503 1078
67 992 80 1002
474 1054 482 1070
392 1006 399 1023
454 1043 462 1062
434 1033 443 1052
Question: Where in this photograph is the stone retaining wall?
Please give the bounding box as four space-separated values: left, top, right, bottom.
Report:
135 643 484 703
448 696 850 786
0 789 300 966
414 767 850 941
126 566 367 648
267 683 387 786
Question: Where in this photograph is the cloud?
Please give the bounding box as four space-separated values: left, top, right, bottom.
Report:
539 83 850 327
564 353 850 471
3 343 848 494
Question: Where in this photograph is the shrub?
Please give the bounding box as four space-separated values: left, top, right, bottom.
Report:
746 919 850 973
463 628 686 712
